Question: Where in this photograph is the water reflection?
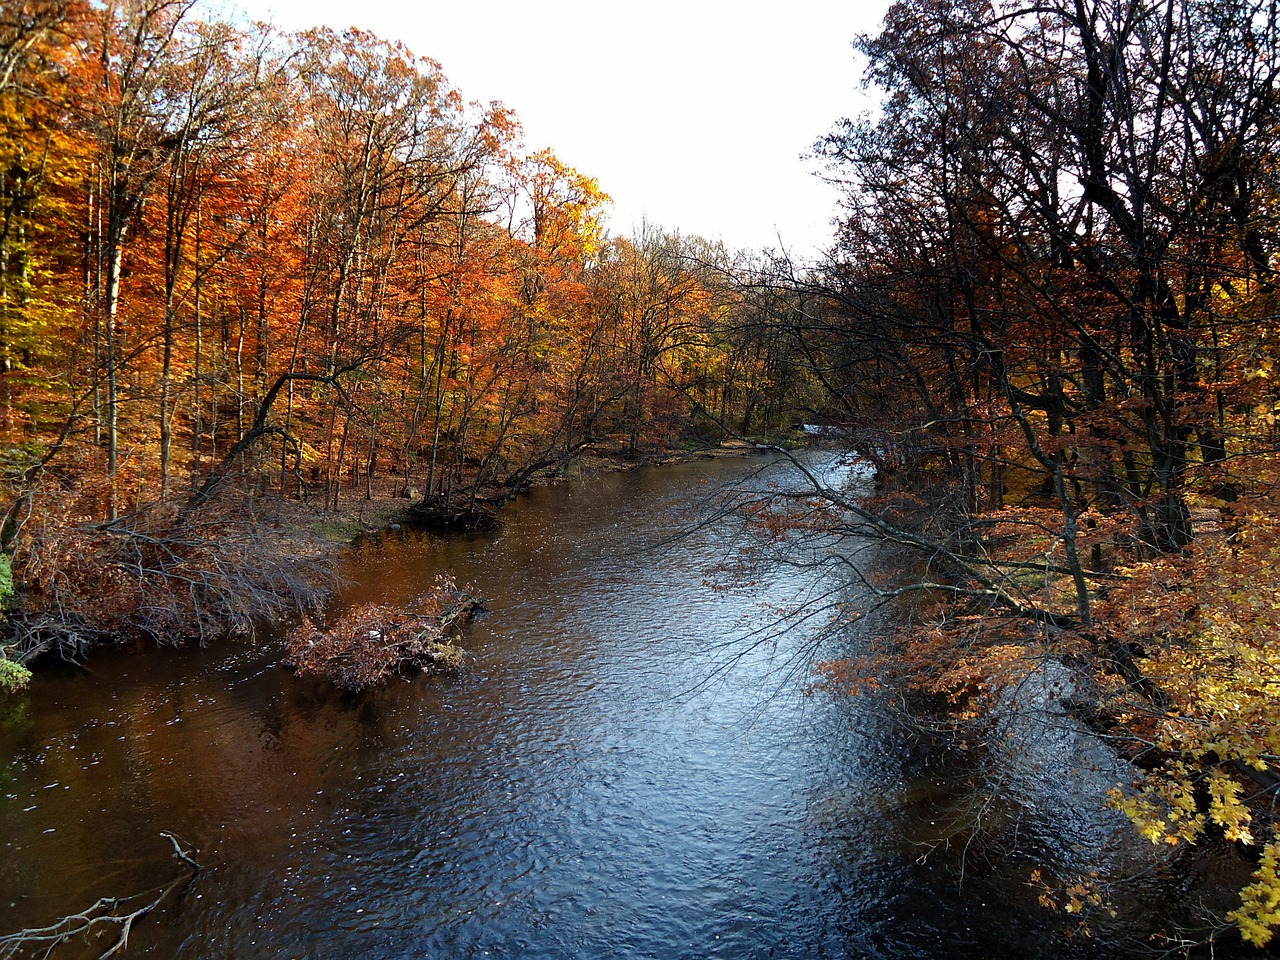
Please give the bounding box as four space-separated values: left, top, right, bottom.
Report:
0 452 1228 958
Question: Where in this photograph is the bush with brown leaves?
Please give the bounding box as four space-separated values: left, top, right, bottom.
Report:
286 585 482 692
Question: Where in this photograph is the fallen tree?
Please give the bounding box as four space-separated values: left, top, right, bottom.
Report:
286 581 484 692
2 473 335 669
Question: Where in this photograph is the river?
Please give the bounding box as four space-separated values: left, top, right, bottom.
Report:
0 452 1233 957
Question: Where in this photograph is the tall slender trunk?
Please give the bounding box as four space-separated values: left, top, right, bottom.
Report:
160 300 174 501
103 238 123 521
235 306 247 443
364 415 377 501
192 197 203 488
90 163 103 448
331 410 350 512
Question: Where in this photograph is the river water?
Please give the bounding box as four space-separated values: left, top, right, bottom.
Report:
0 452 1230 957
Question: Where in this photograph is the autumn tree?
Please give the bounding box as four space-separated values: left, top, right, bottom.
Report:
745 0 1280 946
590 225 726 454
79 0 162 511
140 19 295 500
0 3 761 671
0 0 77 95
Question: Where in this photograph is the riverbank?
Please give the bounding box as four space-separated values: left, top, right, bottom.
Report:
272 439 767 561
0 438 774 685
0 449 1201 960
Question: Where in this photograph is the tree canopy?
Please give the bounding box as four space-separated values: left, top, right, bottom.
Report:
759 0 1280 947
0 2 812 666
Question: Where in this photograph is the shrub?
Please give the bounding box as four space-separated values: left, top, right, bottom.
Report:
286 583 482 692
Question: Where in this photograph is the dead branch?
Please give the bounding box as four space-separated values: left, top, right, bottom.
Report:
287 587 484 692
0 831 199 960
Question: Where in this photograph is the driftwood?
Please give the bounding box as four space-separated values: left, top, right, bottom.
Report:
286 589 485 693
0 832 199 960
404 495 501 532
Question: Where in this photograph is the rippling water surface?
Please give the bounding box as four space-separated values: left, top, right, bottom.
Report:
0 453 1210 957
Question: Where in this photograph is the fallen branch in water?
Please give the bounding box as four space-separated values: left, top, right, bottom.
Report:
0 831 199 960
286 580 485 693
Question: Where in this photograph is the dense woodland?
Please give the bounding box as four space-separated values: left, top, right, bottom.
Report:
0 1 813 670
6 0 1280 951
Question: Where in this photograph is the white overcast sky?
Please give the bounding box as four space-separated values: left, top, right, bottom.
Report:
255 0 889 259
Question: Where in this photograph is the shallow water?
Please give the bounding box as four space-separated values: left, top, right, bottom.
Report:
0 452 1216 957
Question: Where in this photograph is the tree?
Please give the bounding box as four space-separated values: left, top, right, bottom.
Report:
0 0 77 95
0 6 762 670
145 18 290 500
76 0 203 518
770 0 1280 945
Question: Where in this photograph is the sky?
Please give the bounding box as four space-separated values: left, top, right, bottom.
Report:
256 0 890 259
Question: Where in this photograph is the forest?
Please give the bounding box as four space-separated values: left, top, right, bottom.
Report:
4 0 1280 952
0 0 813 671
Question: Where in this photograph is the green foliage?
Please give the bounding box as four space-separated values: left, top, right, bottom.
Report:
0 656 30 693
0 556 17 694
0 553 13 607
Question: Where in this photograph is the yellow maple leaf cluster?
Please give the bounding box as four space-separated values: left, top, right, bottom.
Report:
1101 511 1280 944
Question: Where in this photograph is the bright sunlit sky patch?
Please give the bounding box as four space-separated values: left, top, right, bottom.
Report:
250 0 889 259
